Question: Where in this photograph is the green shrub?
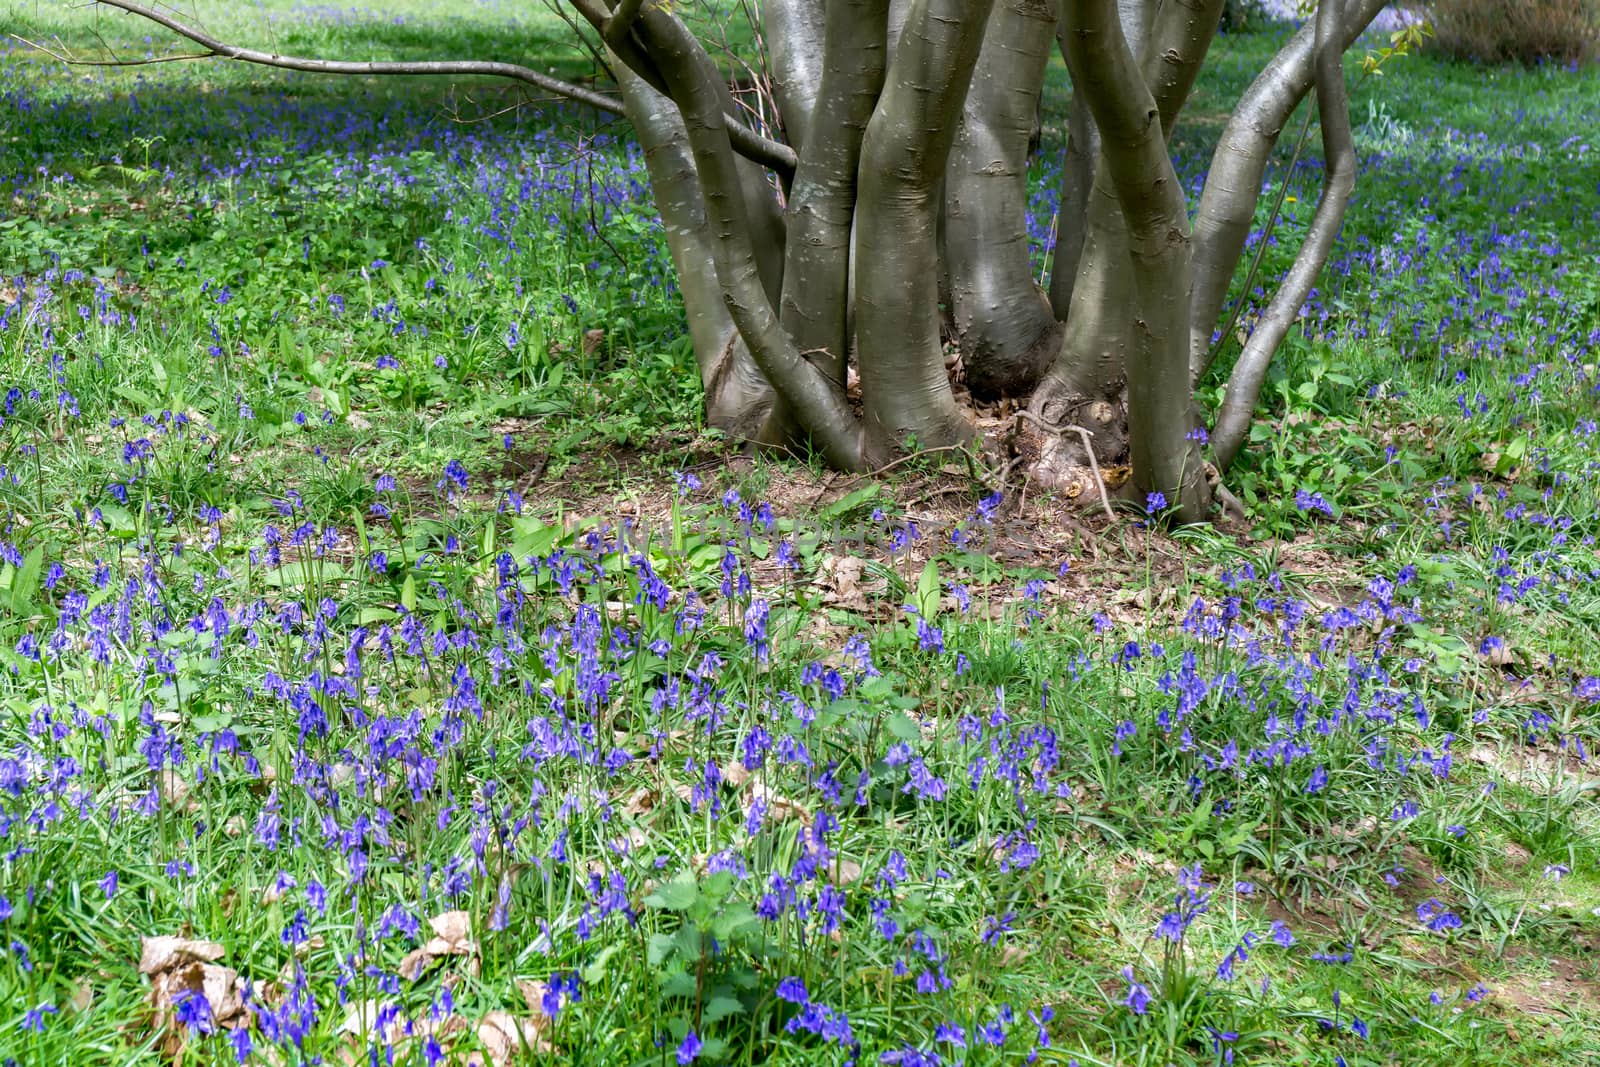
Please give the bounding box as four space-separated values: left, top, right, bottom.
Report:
1428 0 1599 65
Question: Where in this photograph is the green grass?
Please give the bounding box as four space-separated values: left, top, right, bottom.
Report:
1 3 1599 1065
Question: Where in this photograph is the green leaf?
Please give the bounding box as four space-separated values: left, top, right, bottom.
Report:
645 872 699 911
703 996 744 1023
818 483 880 522
659 979 697 1004
915 559 940 620
885 712 922 743
646 933 676 967
9 545 43 614
581 943 623 985
258 561 346 588
400 574 417 612
510 516 566 560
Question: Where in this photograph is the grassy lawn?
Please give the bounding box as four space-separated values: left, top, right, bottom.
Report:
1 2 1599 1064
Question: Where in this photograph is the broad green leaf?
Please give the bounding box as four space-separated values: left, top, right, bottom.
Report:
644 872 698 911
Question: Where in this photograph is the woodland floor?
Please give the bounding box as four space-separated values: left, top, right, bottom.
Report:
1 2 1599 1065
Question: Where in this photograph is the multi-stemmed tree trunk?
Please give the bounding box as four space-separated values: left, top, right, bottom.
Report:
87 0 1386 523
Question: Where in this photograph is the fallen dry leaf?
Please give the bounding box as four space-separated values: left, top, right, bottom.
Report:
146 959 249 1060
722 760 753 790
399 911 477 981
515 979 550 1017
827 858 864 885
470 1009 552 1065
139 935 225 975
428 910 473 951
817 554 870 611
749 784 812 827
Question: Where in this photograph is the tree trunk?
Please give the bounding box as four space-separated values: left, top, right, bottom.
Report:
777 0 890 391
943 0 1062 399
615 62 775 438
638 9 864 470
1061 0 1209 520
1188 0 1387 383
855 0 993 453
1211 0 1355 471
1045 95 1099 323
763 0 827 150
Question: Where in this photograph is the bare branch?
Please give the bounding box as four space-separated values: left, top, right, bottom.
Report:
571 0 798 179
79 0 797 178
1187 0 1387 380
85 0 626 114
9 34 209 66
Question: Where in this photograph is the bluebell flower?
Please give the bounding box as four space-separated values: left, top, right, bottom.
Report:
20 1002 55 1032
1121 967 1151 1014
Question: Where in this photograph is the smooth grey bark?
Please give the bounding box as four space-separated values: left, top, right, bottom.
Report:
1037 173 1135 402
763 0 828 150
759 0 890 447
1034 0 1210 414
778 0 890 387
1145 0 1226 135
943 0 1061 399
615 62 775 437
634 8 864 469
887 0 915 57
1188 0 1386 381
1060 0 1209 519
1210 0 1354 471
856 0 993 453
88 0 1393 519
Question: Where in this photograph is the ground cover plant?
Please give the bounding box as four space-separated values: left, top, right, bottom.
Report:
1 1 1600 1064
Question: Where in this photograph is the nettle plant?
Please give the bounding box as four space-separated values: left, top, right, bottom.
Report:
61 0 1421 522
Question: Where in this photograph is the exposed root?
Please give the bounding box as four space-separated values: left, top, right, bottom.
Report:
1010 410 1115 521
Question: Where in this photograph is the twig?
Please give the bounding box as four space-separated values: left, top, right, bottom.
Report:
904 484 970 510
11 34 208 65
73 0 629 114
1010 410 1116 521
585 142 630 272
1205 103 1316 373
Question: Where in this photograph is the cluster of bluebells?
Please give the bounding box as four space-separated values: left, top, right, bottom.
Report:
0 458 1546 1059
2 26 1597 1063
